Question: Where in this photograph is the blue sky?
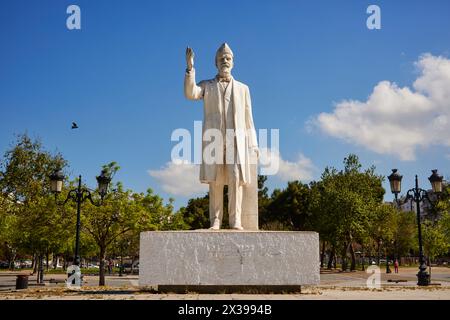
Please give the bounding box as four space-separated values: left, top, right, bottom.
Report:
1 0 449 209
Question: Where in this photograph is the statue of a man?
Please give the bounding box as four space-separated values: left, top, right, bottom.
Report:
184 43 258 230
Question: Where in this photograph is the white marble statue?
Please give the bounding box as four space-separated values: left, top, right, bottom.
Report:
184 43 259 230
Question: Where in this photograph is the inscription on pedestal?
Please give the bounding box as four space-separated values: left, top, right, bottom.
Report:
206 244 255 258
140 231 320 286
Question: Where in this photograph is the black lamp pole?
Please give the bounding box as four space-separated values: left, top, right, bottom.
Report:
409 175 429 286
392 179 400 271
74 175 83 266
388 169 443 286
50 170 111 268
386 248 391 274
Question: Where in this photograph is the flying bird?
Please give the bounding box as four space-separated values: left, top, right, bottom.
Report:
71 122 78 129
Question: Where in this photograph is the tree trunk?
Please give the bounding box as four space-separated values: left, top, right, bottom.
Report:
119 255 124 276
37 254 44 284
46 251 49 271
40 255 44 283
63 254 68 271
131 257 135 275
350 242 356 271
32 253 38 274
320 241 326 268
361 248 366 271
131 255 139 275
327 246 335 270
428 257 432 282
8 247 17 271
377 240 381 265
99 247 106 286
341 242 348 272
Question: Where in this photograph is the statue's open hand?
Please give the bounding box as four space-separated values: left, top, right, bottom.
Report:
186 47 195 71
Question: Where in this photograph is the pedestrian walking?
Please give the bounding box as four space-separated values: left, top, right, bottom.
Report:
394 259 399 273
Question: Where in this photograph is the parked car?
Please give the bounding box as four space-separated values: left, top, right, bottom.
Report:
20 260 32 268
122 262 139 274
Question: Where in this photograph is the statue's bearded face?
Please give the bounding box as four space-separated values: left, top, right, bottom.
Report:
216 53 233 75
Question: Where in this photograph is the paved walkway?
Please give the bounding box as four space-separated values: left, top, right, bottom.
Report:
1 267 449 299
320 267 450 287
1 286 449 300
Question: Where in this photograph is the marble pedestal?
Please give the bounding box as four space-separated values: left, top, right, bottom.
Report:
139 231 319 289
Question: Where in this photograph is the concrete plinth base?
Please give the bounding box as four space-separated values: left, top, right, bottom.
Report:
156 285 302 294
139 230 319 287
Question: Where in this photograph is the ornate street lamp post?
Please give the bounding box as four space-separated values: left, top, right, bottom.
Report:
385 247 391 274
388 169 402 205
50 169 111 267
388 169 443 286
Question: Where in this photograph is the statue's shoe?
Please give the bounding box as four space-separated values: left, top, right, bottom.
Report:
210 219 221 230
232 226 244 230
209 222 220 230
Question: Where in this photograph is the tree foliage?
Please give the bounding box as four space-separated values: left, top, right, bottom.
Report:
0 134 68 274
82 163 181 285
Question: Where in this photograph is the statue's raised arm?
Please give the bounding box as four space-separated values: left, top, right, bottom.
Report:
184 46 203 100
186 47 194 71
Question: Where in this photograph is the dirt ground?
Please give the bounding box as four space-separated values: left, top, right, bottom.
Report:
0 286 449 300
1 266 449 300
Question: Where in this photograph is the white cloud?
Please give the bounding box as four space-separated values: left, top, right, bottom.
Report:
259 148 315 182
311 53 450 161
149 150 316 197
148 161 208 197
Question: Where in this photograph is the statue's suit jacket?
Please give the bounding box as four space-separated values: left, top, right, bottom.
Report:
184 69 258 185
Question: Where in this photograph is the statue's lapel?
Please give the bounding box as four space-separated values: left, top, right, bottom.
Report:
224 78 233 102
214 79 222 115
230 78 237 128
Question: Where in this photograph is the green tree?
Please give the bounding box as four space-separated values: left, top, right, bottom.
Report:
257 175 272 225
441 212 450 245
309 154 384 271
261 181 311 230
0 134 67 280
82 162 178 285
0 193 18 265
308 179 341 269
81 163 128 285
179 195 210 230
392 210 416 263
429 182 450 219
422 217 450 279
368 203 397 265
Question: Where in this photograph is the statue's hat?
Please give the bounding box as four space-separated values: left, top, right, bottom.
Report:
216 43 234 59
